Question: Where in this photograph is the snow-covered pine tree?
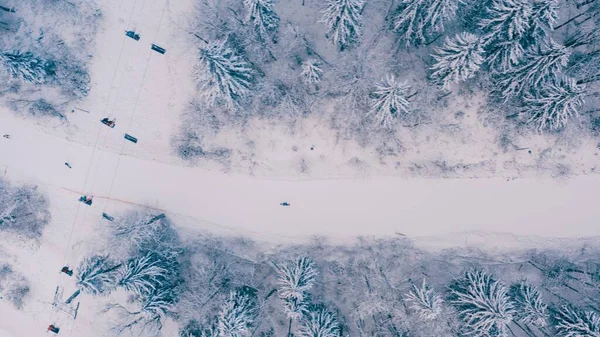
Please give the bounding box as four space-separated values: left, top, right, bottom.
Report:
276 257 318 334
0 51 53 84
553 305 600 337
523 77 584 132
496 39 570 100
196 38 254 108
478 0 532 45
134 287 177 331
321 0 365 50
422 0 462 36
394 0 462 47
448 269 516 336
523 0 559 46
405 279 444 320
393 0 427 46
430 32 484 88
297 307 341 337
509 281 548 328
244 0 279 41
117 253 168 296
217 290 257 337
486 39 525 73
368 74 412 128
66 255 121 303
276 257 318 303
301 59 324 86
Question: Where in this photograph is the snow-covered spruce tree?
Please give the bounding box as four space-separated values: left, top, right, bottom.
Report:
429 32 484 88
244 0 279 42
117 253 168 296
368 74 412 128
448 269 516 336
495 39 570 100
406 279 444 320
0 51 54 84
276 257 318 335
217 290 257 336
297 307 341 337
301 59 324 87
393 0 462 47
321 0 365 50
509 281 548 328
67 255 121 303
478 0 532 45
196 38 254 108
553 305 600 337
523 77 585 132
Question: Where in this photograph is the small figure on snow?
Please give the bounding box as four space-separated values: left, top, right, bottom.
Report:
79 195 93 205
310 145 314 151
61 266 73 276
3 134 9 139
65 162 72 169
280 202 290 206
101 117 115 128
47 324 60 334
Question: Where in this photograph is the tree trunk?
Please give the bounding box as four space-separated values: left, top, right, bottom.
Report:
577 73 600 85
287 318 293 337
554 12 587 30
65 289 80 304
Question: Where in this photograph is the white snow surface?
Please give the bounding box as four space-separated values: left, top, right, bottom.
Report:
2 0 600 336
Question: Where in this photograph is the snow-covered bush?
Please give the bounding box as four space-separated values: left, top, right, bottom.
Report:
368 74 412 128
301 59 324 87
523 77 585 132
196 37 255 108
430 32 484 88
244 0 279 41
553 305 600 337
0 0 100 116
109 211 182 260
406 279 443 320
0 178 51 240
509 281 548 328
448 269 516 336
0 51 54 84
321 0 365 50
0 263 30 309
298 306 341 337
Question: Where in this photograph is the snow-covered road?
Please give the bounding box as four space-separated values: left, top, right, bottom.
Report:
2 111 600 242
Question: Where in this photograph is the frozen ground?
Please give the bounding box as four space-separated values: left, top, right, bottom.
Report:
1 0 600 336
